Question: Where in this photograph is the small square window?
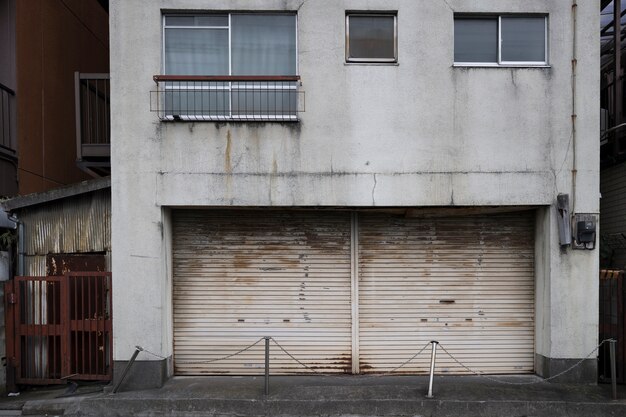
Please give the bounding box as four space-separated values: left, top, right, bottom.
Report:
454 15 548 66
346 13 397 63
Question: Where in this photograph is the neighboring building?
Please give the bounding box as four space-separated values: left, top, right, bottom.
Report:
601 0 626 269
110 1 599 388
0 177 112 391
599 0 626 384
0 0 110 198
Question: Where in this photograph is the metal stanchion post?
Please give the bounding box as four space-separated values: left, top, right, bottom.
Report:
610 339 617 400
265 337 270 396
426 341 438 399
112 346 143 394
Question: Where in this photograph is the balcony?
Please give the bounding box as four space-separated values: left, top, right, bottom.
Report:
0 81 16 157
0 81 17 196
75 72 110 177
152 75 304 122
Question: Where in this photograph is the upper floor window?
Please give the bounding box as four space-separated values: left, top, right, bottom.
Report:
346 13 397 63
159 13 300 121
164 14 296 75
454 15 548 66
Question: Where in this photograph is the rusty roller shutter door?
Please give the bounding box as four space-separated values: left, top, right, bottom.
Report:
358 212 535 374
172 210 352 375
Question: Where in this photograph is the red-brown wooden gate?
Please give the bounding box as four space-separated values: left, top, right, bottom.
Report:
4 272 112 387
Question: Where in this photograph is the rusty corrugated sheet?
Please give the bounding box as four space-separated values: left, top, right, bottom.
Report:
172 210 352 375
18 189 110 256
358 212 535 375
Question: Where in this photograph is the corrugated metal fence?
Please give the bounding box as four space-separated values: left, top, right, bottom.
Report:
17 189 111 276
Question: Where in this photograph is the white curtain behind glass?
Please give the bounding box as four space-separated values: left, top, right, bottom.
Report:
231 15 297 75
165 28 229 75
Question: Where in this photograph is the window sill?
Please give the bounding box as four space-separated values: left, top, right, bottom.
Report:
452 63 551 69
344 62 399 66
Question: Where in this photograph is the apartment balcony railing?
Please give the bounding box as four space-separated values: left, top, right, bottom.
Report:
152 75 304 122
74 72 110 177
0 81 16 156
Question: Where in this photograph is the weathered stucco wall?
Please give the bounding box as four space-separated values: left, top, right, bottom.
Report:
110 0 599 381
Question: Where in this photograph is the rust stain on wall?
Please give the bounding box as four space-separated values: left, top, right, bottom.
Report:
225 130 232 173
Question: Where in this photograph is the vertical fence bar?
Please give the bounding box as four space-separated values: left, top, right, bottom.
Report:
87 276 91 376
264 336 270 396
39 280 43 379
610 339 617 400
426 341 438 399
29 281 34 379
96 276 100 375
108 273 113 377
82 275 86 375
5 280 17 392
73 275 78 375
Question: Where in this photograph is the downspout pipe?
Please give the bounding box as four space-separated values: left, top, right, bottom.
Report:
17 220 24 276
571 1 578 215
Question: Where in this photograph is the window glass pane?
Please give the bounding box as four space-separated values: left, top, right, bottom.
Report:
454 18 498 62
165 15 228 27
196 15 229 27
164 28 228 75
501 17 546 62
231 14 297 75
165 16 195 26
348 15 395 60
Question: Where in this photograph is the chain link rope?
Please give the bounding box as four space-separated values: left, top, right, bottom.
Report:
438 339 614 385
270 337 432 377
138 337 265 365
136 337 615 384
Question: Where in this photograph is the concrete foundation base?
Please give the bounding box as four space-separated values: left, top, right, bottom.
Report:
112 358 171 391
535 354 597 384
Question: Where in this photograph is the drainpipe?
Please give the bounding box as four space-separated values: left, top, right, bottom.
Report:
571 1 578 215
17 220 24 276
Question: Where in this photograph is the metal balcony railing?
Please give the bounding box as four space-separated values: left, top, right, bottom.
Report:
152 75 304 122
74 73 110 177
75 73 110 159
0 81 16 155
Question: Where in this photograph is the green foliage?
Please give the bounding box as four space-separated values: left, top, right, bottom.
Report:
0 230 16 251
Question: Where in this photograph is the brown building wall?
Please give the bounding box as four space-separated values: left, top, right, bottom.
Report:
0 0 17 197
16 0 109 195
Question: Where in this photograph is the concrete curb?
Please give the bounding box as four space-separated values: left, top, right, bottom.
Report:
20 396 626 417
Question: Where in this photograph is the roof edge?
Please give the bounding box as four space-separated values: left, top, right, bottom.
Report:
1 177 111 212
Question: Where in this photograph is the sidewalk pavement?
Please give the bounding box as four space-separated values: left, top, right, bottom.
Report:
1 375 626 416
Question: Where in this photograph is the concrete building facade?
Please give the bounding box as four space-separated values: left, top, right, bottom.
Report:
110 0 599 387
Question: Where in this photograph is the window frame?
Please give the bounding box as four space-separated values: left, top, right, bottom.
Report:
345 12 398 64
162 12 299 76
159 12 300 122
454 14 549 67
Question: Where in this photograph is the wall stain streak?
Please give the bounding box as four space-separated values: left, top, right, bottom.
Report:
225 130 232 173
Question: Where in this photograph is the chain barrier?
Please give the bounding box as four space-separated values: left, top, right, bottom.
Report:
437 339 614 386
271 337 432 377
139 336 431 375
138 337 266 365
137 337 613 384
367 341 432 377
269 337 323 374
